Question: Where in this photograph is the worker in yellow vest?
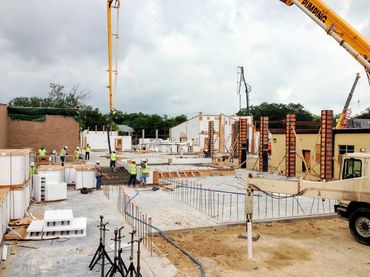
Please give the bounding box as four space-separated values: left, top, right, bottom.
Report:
74 147 81 161
110 151 117 172
128 160 137 187
60 146 68 166
30 162 37 175
38 146 46 157
85 144 91 160
140 159 149 185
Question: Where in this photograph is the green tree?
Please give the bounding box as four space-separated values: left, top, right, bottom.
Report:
355 107 370 119
237 102 319 128
9 83 88 108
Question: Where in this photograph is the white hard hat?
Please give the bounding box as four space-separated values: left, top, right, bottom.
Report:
30 162 35 166
76 147 80 150
96 160 100 164
64 146 68 149
142 159 147 162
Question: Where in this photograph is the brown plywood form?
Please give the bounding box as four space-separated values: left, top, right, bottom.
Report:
259 117 269 172
238 118 247 165
208 121 214 158
320 110 333 181
231 121 239 159
286 114 296 177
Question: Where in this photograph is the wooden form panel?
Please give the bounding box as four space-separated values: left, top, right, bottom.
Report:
286 114 296 177
320 110 333 181
232 121 239 160
208 121 215 158
259 117 269 172
238 118 248 166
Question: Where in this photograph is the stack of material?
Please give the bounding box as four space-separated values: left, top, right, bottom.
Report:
3 215 36 241
26 209 86 240
64 165 77 185
0 149 32 220
35 165 67 202
75 165 96 189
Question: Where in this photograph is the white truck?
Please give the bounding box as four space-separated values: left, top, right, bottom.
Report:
249 152 370 245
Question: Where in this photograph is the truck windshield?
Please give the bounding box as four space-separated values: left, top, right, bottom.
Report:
342 158 362 179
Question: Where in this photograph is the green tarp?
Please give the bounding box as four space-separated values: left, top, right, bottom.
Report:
7 106 80 122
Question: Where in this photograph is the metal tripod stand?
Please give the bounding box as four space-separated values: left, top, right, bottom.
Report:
124 230 142 277
89 215 114 276
105 228 126 276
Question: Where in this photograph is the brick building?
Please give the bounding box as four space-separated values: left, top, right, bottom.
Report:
0 104 80 152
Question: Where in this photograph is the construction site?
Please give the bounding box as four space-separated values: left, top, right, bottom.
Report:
0 0 370 276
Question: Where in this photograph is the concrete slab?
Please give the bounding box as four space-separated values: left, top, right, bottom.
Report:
5 189 176 277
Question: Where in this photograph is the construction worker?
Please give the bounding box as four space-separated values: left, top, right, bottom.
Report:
74 147 81 161
95 161 103 190
110 151 117 172
38 146 46 157
60 146 67 166
128 160 137 187
30 162 37 175
85 144 91 160
140 159 149 185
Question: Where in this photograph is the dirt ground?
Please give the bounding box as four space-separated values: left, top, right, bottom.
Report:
153 218 370 277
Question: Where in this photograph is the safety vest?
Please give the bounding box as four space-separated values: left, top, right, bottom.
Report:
74 150 80 158
60 149 66 157
129 164 137 175
38 149 46 157
85 146 91 153
111 153 117 161
30 166 36 175
141 164 149 174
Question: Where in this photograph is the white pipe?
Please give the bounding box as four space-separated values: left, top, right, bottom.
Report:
291 0 370 72
247 221 253 260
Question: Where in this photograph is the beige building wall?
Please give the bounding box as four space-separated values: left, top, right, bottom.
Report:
270 132 321 178
333 133 370 179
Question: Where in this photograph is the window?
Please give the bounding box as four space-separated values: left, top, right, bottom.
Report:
342 158 362 179
338 145 354 155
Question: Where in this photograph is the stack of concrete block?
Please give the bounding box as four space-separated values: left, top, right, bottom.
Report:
0 149 32 220
38 165 64 183
33 174 67 202
75 166 96 189
26 209 86 240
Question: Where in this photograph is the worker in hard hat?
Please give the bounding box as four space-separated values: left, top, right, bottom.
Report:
60 146 68 166
140 159 149 185
74 147 81 161
30 162 37 175
110 150 117 172
95 161 103 190
38 146 46 157
128 160 137 187
85 144 91 160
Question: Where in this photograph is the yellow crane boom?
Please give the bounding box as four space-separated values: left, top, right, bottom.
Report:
280 0 370 80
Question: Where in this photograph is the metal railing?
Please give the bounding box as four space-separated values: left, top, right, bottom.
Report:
160 178 336 223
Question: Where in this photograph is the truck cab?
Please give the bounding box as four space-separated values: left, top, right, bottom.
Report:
335 152 370 245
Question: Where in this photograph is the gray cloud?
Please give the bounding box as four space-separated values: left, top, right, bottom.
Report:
0 0 369 117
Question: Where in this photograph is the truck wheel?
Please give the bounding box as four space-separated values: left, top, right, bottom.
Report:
349 208 370 246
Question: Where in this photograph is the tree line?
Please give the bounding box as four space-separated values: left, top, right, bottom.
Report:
8 83 370 135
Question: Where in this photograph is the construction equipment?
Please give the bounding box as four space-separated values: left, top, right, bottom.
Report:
237 66 252 115
249 152 370 245
280 0 370 84
335 73 361 129
106 0 120 113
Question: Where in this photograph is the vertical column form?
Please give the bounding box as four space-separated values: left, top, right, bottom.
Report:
285 114 296 177
238 118 248 168
320 110 333 181
231 122 239 160
259 117 269 172
208 121 215 158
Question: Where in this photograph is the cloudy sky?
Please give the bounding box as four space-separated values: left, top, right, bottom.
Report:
0 0 369 117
